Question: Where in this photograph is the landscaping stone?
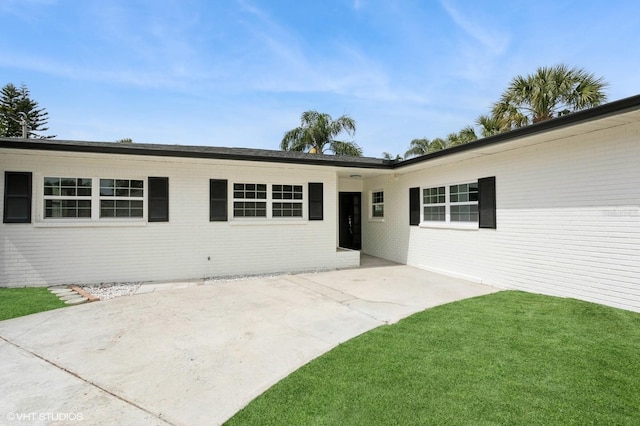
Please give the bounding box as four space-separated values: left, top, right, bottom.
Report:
64 297 89 305
60 294 83 301
48 285 90 305
51 289 75 295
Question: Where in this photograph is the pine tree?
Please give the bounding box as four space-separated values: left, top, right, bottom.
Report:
0 83 55 138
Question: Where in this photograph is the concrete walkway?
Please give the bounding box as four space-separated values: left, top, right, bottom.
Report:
0 257 499 425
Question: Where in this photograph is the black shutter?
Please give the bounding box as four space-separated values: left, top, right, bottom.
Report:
308 182 323 220
478 176 496 229
409 187 420 226
3 172 32 223
148 177 169 222
210 179 228 221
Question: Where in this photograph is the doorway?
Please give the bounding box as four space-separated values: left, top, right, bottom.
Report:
339 192 361 250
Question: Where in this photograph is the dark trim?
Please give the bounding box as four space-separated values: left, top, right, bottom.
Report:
396 94 640 169
1 95 639 171
308 183 323 220
0 139 390 169
148 177 169 222
209 179 228 221
3 171 32 223
478 177 496 229
409 187 420 226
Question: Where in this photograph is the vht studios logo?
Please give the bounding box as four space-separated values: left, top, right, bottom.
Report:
6 412 84 422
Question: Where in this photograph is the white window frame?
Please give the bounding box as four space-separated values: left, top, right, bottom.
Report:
36 175 147 226
99 178 145 219
422 185 446 222
449 182 479 223
232 183 268 218
272 184 304 218
43 177 93 219
370 190 384 220
232 182 306 221
420 181 478 229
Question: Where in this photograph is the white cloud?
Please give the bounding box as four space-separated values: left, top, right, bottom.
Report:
439 0 509 56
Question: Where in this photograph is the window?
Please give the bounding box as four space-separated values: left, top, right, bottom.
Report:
4 172 32 223
272 185 303 217
233 183 267 217
422 182 478 224
423 186 446 221
231 183 307 219
43 177 92 218
449 183 478 222
99 179 144 218
371 190 384 218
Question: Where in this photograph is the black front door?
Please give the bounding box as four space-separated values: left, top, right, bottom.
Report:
339 192 361 250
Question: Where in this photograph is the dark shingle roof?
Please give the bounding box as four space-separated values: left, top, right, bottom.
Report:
2 94 639 170
0 138 392 169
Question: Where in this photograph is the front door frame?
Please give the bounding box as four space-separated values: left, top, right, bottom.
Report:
338 192 362 250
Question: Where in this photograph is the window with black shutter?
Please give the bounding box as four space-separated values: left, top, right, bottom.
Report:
308 183 323 220
210 179 228 221
478 176 496 229
409 187 420 226
3 172 32 223
148 177 169 222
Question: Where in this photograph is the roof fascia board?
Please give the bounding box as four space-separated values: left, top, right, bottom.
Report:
392 94 640 169
2 94 638 171
0 139 392 170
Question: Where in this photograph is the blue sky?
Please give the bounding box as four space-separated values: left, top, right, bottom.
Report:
1 0 639 158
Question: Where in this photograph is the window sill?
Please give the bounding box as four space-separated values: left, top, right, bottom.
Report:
34 220 147 228
368 218 385 223
418 221 478 230
229 219 308 226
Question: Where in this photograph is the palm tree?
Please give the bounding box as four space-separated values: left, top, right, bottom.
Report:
280 110 362 156
428 137 448 152
446 126 478 147
492 64 608 130
404 138 430 158
476 114 509 138
404 137 450 158
382 152 402 161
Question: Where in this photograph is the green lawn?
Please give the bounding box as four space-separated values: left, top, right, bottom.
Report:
0 287 67 321
227 291 640 425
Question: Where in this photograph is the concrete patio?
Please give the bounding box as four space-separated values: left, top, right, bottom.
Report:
0 256 499 425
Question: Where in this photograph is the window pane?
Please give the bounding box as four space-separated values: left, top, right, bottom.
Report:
234 201 267 217
450 182 478 204
451 205 479 222
100 179 115 196
44 177 59 187
424 206 445 221
423 186 445 204
273 201 303 218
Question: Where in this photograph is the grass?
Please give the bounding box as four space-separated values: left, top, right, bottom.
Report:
226 291 640 425
0 287 67 321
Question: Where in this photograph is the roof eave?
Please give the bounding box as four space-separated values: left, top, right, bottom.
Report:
394 94 640 169
0 139 392 169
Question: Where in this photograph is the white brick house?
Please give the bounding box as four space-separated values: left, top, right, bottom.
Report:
2 95 640 312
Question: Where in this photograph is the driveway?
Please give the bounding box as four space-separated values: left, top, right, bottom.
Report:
0 257 498 425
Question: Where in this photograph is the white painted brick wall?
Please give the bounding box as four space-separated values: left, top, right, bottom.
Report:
1 150 338 287
363 122 640 312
